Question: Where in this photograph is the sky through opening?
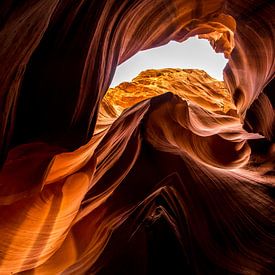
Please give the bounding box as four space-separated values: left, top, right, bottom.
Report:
110 36 228 87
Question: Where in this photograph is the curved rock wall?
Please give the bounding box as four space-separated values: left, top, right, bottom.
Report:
0 0 274 274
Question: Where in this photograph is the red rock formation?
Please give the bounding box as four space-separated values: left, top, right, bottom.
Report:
0 0 274 274
103 68 236 114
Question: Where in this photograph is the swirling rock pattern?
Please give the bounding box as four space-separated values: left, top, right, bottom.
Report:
0 0 274 274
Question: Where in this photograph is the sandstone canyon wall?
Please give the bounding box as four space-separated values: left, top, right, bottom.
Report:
0 0 274 274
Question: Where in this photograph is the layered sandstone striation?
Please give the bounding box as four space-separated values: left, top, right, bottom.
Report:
0 0 274 274
103 68 236 115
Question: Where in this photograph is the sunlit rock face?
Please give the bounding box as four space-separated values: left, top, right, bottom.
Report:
0 0 274 274
104 68 235 115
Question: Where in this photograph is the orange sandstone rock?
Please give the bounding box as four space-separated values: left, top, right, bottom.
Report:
103 68 236 115
0 0 274 274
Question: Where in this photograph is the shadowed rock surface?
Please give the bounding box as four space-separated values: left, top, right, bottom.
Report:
0 0 274 274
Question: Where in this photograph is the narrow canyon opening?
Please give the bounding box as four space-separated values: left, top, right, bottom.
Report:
110 36 228 87
102 36 235 118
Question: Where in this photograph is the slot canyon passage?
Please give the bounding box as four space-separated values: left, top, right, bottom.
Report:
0 0 274 274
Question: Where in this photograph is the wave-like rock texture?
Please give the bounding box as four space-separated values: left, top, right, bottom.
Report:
0 0 274 274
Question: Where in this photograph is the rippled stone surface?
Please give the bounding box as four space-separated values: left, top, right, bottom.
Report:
0 0 274 274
